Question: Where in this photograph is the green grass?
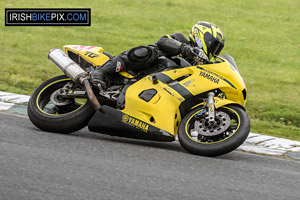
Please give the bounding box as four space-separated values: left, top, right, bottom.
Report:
1 0 300 140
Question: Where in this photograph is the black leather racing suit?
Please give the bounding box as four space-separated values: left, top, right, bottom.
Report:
91 33 192 88
151 32 190 58
114 32 191 73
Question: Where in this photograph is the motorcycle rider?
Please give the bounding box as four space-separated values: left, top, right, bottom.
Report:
91 21 225 89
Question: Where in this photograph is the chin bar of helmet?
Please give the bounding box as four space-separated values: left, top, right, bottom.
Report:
48 48 102 111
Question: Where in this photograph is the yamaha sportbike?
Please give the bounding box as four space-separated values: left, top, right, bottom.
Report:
28 45 250 156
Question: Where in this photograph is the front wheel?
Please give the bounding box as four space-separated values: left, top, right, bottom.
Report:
178 105 250 157
28 75 95 134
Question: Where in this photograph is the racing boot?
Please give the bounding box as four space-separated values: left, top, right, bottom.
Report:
90 56 124 89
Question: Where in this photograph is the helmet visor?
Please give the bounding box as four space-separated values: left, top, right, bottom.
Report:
204 33 224 56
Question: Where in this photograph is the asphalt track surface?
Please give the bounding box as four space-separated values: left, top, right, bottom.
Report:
1 112 300 200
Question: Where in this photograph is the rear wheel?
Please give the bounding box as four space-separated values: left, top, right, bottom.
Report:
27 75 95 133
178 105 250 157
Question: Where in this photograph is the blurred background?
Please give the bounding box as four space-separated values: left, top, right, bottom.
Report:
1 0 299 139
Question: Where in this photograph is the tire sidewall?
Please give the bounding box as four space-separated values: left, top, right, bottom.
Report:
28 75 95 133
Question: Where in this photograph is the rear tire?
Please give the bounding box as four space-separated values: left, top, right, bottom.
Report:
178 105 250 157
27 75 95 134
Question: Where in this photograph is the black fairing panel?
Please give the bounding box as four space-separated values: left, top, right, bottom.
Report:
88 106 175 142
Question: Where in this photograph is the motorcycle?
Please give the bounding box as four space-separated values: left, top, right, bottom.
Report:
27 45 250 157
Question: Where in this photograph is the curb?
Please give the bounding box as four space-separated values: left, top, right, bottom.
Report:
1 91 300 160
0 91 30 110
238 133 300 159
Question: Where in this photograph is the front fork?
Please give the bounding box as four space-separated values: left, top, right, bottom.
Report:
207 92 215 122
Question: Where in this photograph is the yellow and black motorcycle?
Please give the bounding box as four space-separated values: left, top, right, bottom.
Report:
28 45 250 157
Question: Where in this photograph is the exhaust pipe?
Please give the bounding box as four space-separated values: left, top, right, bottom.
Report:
48 48 87 83
48 49 102 111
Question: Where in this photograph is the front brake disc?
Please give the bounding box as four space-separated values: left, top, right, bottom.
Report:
194 111 231 136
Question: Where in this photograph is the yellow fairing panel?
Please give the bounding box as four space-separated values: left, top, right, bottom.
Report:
122 76 182 136
119 71 135 78
63 45 110 66
121 60 246 136
201 61 247 106
160 63 247 106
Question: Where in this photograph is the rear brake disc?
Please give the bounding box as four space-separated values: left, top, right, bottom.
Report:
50 89 73 106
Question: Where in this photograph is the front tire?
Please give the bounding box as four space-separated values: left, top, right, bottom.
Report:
28 75 95 134
178 105 250 157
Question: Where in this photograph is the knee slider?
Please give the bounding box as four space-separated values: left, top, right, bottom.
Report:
132 47 148 59
128 46 157 62
124 46 158 71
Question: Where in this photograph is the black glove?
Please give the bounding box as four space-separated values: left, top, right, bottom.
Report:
90 68 107 89
193 47 210 64
180 44 194 56
181 44 210 64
